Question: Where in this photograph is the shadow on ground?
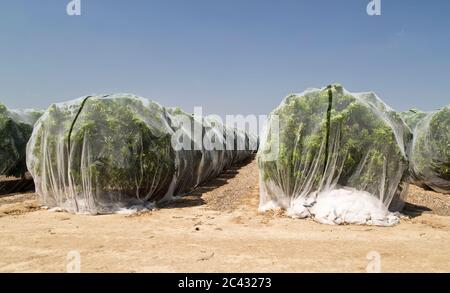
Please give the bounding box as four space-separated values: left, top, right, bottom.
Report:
402 202 432 218
160 155 255 210
0 178 35 196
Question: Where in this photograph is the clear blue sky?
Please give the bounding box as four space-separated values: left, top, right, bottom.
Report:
0 0 449 115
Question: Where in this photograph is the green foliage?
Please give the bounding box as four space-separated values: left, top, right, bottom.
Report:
29 96 175 199
410 106 450 193
258 85 410 205
0 103 38 178
399 109 428 131
28 94 256 212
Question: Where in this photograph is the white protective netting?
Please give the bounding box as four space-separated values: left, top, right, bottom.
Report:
0 103 43 178
26 94 256 214
258 84 412 226
402 106 450 194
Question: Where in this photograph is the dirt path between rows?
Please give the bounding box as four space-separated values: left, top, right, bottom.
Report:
1 159 450 272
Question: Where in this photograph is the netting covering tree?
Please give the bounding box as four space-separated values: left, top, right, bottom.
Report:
0 103 42 178
404 106 450 194
26 94 256 214
258 85 412 226
399 109 429 131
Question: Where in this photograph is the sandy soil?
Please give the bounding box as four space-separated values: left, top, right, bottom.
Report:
0 159 450 273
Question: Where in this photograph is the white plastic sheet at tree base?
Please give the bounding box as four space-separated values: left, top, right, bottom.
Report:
258 84 411 226
27 94 256 214
259 184 400 226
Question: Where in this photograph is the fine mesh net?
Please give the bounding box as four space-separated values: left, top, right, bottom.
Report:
0 103 43 178
402 106 450 194
26 94 256 214
257 84 411 226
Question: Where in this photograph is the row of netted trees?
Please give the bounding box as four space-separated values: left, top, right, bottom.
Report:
25 94 257 214
1 88 448 221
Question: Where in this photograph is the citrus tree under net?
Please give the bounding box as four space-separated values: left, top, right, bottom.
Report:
257 85 412 226
399 109 429 131
0 103 42 178
406 106 450 194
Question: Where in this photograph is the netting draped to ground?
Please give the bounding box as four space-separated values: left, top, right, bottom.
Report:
257 84 412 226
27 94 256 214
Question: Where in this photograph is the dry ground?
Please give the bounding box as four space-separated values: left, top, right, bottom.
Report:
0 159 450 272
